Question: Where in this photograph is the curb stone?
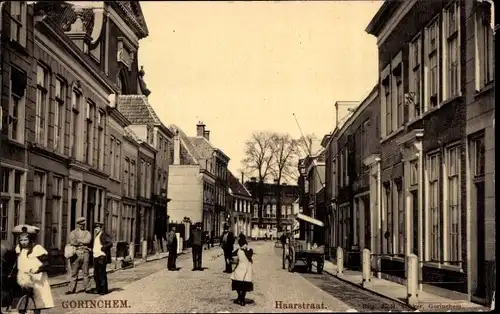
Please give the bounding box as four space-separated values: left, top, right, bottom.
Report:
322 267 417 311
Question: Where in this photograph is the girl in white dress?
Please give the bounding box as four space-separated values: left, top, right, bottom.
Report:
14 225 54 313
230 237 253 306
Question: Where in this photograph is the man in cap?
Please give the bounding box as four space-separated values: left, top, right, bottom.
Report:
166 226 178 271
90 221 112 295
67 217 92 294
190 223 203 271
220 223 235 273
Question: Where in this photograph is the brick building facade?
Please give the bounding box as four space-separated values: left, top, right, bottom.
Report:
1 1 172 271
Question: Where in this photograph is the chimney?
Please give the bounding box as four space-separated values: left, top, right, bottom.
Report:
241 172 244 184
250 177 257 182
203 130 210 141
174 130 181 165
196 121 205 137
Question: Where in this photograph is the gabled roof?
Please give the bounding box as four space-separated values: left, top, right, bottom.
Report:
169 125 200 165
189 136 230 162
118 95 161 125
227 171 252 198
107 1 149 38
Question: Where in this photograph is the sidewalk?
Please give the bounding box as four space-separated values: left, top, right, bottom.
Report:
323 260 490 312
49 250 185 288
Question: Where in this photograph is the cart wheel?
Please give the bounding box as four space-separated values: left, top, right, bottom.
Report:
288 247 295 272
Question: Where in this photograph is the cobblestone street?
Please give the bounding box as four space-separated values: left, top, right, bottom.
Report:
45 242 354 313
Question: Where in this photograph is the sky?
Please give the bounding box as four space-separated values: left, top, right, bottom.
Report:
138 1 382 177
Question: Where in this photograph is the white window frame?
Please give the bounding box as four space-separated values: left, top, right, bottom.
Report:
130 160 136 198
424 16 441 110
394 180 405 255
51 175 64 249
385 183 393 254
34 170 47 246
474 2 494 90
97 110 105 171
391 51 404 129
9 1 27 47
380 64 391 137
426 152 442 262
8 67 26 144
0 166 26 243
70 89 82 159
110 137 115 178
442 1 461 100
115 140 121 181
84 101 95 166
36 64 49 146
54 78 65 153
443 144 461 265
409 34 423 120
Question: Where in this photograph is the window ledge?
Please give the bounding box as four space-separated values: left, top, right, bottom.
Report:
7 138 26 149
423 261 464 273
406 95 464 127
380 127 405 144
9 40 29 56
474 82 494 99
109 178 121 184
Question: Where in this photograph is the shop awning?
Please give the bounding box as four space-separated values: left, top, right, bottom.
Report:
296 213 324 227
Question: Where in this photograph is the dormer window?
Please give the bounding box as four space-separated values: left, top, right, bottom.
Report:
117 37 136 71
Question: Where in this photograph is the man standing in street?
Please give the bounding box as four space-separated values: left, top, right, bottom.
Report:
90 221 112 295
67 217 92 294
166 226 178 271
220 224 235 273
191 223 203 271
280 231 288 269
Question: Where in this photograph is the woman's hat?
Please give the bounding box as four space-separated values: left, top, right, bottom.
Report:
76 217 86 225
12 224 40 235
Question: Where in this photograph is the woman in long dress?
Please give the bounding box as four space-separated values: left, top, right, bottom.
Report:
14 225 54 313
230 237 253 306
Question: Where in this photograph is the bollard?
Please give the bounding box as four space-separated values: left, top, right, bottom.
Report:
406 254 419 306
336 247 344 276
129 242 135 260
141 240 148 262
362 249 371 287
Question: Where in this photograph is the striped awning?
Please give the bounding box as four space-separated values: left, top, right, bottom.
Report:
296 213 324 227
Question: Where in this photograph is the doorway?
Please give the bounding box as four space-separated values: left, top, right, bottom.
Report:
411 190 418 256
474 181 486 298
363 196 371 250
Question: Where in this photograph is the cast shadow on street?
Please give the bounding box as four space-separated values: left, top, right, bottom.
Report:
232 298 255 305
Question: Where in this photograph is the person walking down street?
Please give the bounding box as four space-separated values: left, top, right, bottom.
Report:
220 224 235 273
280 232 288 269
191 223 203 271
210 230 215 248
90 222 112 295
13 224 54 313
166 227 178 271
230 236 254 306
203 231 210 250
67 217 92 294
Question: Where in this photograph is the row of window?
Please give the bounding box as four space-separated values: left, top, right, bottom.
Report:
258 204 294 218
109 200 135 243
345 135 485 265
381 2 494 138
233 199 251 213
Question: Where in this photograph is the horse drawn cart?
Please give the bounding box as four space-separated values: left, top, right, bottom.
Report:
283 213 325 274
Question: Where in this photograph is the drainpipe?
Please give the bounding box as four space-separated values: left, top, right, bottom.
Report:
0 1 5 131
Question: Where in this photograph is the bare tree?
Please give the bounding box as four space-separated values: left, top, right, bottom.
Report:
269 133 299 231
241 131 276 227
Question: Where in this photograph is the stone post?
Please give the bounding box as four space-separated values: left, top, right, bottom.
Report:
130 241 135 260
141 240 147 262
336 246 344 276
407 254 419 306
362 249 371 287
